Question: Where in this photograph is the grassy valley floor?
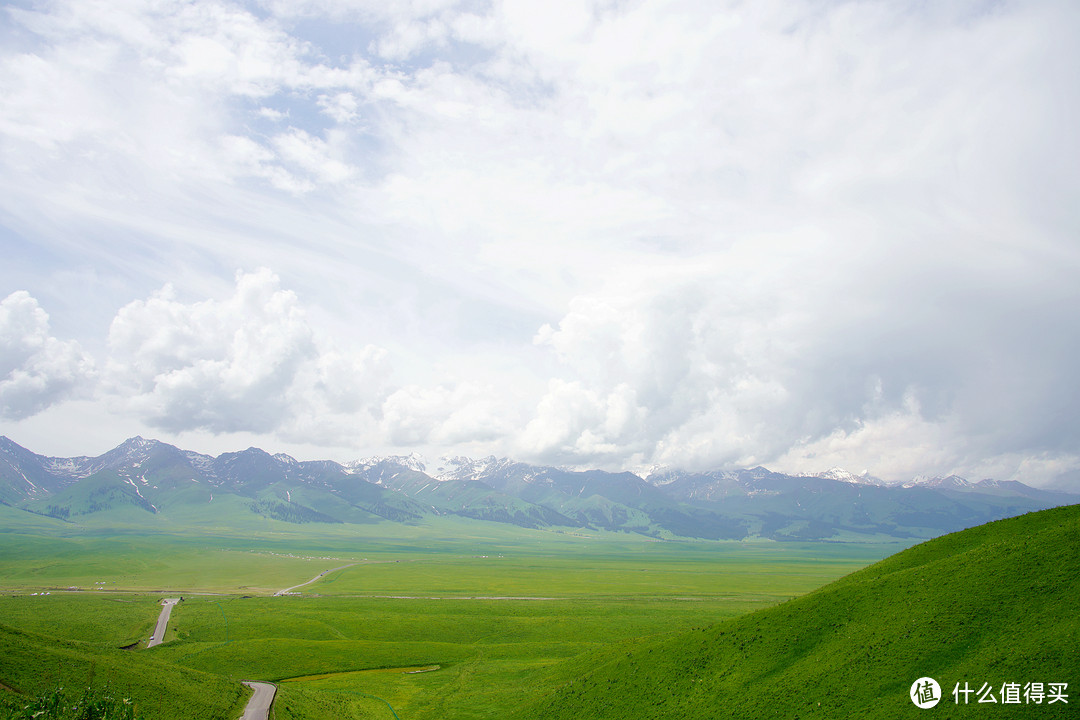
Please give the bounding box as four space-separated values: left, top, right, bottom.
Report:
0 516 899 719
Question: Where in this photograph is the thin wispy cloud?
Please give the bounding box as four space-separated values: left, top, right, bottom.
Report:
1 0 1077 485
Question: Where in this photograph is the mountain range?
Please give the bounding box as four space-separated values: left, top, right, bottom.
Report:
1 436 1075 542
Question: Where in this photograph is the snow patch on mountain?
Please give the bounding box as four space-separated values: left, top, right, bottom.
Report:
904 475 973 489
433 455 520 483
41 456 94 478
345 452 428 475
124 477 146 499
183 451 216 477
801 467 886 486
641 464 674 484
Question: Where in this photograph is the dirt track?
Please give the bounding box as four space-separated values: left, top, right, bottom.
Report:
273 563 356 596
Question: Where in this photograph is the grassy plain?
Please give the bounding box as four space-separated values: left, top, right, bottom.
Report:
0 513 902 719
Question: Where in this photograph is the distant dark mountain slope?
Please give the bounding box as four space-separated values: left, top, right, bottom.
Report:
0 436 1076 541
514 504 1080 720
23 470 158 520
434 459 750 537
645 465 1079 540
0 437 428 527
433 457 1078 540
348 458 581 529
0 437 76 504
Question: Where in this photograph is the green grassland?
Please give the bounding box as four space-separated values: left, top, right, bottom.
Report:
0 510 894 595
154 595 768 718
0 535 343 595
11 505 1072 720
0 511 900 719
0 622 250 720
0 594 162 647
0 590 251 719
510 504 1080 720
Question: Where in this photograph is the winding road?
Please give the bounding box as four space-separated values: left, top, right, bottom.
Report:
137 566 353 717
240 682 277 720
142 599 279 719
146 598 180 648
273 563 356 596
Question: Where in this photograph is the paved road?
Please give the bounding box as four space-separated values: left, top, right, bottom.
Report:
240 682 277 720
147 598 180 648
273 563 356 596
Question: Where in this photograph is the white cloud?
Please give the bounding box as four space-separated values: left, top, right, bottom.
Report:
219 134 315 193
1 0 1078 482
519 379 645 462
317 92 360 123
105 269 387 437
273 128 356 184
276 345 392 447
381 381 511 446
0 291 95 419
523 224 1080 476
372 16 451 60
520 266 797 467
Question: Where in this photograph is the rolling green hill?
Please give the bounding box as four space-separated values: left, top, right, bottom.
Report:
512 504 1080 719
0 622 248 720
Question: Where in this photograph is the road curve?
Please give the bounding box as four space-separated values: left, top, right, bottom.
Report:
273 563 356 596
240 682 277 720
146 598 180 648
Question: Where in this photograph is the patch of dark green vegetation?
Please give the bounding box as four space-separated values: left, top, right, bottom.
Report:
33 472 158 520
249 500 342 524
512 504 1080 720
1 685 141 720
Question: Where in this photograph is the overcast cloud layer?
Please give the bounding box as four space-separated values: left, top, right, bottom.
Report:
1 0 1078 485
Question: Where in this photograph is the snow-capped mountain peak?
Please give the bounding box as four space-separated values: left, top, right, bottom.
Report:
903 474 973 490
346 452 427 474
803 467 885 486
641 464 674 484
432 455 517 482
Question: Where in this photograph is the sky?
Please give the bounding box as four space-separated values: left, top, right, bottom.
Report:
1 0 1078 485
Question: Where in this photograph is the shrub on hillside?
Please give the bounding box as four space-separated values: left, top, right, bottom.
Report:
2 686 141 720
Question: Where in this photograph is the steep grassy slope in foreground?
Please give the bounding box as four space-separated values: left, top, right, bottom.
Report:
515 504 1080 719
0 623 247 720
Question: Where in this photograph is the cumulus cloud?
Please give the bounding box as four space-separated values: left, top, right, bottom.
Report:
520 269 796 467
522 238 1080 480
0 291 95 419
106 269 389 437
381 381 513 447
2 0 1078 481
519 379 645 462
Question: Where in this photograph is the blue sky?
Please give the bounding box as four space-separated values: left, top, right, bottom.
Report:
1 0 1078 485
